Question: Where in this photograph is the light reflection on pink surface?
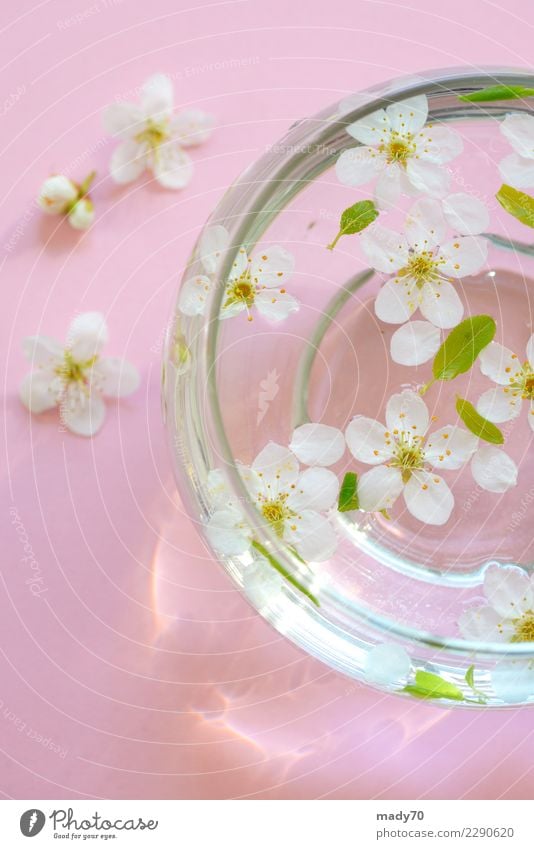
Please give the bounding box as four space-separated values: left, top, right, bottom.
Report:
2 0 534 800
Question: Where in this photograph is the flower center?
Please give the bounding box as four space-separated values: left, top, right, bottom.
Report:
55 351 96 386
399 250 441 287
522 369 534 399
389 434 425 482
224 268 256 309
135 119 169 149
260 495 294 537
379 131 416 165
511 612 534 643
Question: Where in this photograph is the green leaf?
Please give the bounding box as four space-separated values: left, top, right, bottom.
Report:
456 397 504 444
338 472 360 512
496 184 534 229
459 84 534 103
251 539 319 607
327 200 378 250
403 670 464 701
465 665 475 689
423 316 496 390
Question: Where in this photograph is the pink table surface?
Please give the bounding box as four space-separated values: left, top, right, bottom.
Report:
2 0 534 800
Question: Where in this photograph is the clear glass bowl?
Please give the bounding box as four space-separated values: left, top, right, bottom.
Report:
163 67 534 707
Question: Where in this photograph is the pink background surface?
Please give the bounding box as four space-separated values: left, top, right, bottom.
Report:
2 0 534 800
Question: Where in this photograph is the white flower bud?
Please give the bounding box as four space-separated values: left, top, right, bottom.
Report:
38 175 78 215
68 197 94 230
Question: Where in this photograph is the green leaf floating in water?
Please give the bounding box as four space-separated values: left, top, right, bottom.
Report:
456 397 504 445
459 84 534 103
403 670 464 701
496 184 534 229
421 315 496 393
251 539 319 607
338 472 360 512
327 200 378 250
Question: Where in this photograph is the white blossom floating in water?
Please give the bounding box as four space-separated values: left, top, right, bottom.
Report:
38 172 95 230
477 335 534 432
499 112 534 189
336 94 463 209
459 563 534 644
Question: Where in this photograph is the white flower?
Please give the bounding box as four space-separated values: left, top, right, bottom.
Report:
499 112 534 188
103 73 213 189
220 245 298 322
38 173 95 230
20 312 139 437
459 564 534 644
289 422 345 466
336 94 463 209
345 389 478 525
67 197 94 230
364 643 411 687
178 225 230 317
206 442 339 561
477 336 534 432
362 197 487 330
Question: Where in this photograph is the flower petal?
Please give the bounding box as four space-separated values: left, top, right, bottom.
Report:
68 198 94 231
374 277 418 324
251 246 295 289
374 163 403 210
439 235 487 278
484 564 533 618
346 108 389 144
500 112 534 158
476 387 522 423
479 341 522 385
205 508 251 556
67 312 108 361
102 102 144 139
390 320 441 366
458 605 514 642
442 192 490 235
252 442 299 490
406 157 449 197
171 109 214 146
22 335 63 367
360 223 409 273
345 416 393 464
403 470 454 525
286 511 337 561
357 465 404 512
405 197 446 248
364 643 411 687
386 95 428 134
471 445 518 493
178 274 212 316
199 224 230 274
386 388 429 435
416 124 463 163
151 142 193 189
141 73 174 121
425 425 478 470
287 467 338 512
90 357 140 397
60 386 106 436
255 289 299 322
289 423 345 467
335 146 384 186
491 662 534 704
110 140 148 184
20 370 59 413
499 152 534 188
419 279 464 329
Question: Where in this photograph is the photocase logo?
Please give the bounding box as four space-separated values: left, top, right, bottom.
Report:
20 809 46 837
